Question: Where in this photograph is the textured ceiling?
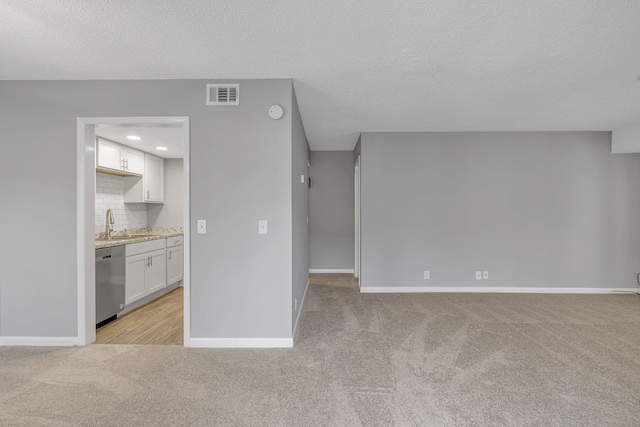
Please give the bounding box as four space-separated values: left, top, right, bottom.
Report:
2 0 640 150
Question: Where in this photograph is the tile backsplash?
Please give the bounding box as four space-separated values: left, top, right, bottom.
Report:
96 173 147 234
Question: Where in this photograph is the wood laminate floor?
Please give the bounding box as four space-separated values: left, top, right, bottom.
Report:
309 273 359 289
96 287 183 345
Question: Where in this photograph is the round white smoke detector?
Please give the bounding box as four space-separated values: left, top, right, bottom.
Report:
269 104 284 120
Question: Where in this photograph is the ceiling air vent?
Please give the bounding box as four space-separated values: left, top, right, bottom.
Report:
206 84 239 106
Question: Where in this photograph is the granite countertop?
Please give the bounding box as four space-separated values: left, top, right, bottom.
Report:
95 226 183 249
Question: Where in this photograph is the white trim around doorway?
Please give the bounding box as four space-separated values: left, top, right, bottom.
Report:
354 155 361 287
76 116 190 346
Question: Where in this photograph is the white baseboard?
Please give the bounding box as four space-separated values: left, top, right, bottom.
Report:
0 336 80 346
309 269 354 274
187 338 293 348
293 279 310 342
359 286 639 294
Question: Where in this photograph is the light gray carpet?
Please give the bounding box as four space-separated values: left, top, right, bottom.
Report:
2 285 640 426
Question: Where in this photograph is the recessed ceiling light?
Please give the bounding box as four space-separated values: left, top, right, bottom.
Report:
127 135 141 141
156 146 168 151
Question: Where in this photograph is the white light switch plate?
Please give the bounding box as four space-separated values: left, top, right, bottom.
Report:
258 220 268 234
475 271 482 280
197 220 206 234
301 174 305 183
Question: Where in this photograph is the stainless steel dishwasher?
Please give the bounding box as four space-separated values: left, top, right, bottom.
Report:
96 245 126 327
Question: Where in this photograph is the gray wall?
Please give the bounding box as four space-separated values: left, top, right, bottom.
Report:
291 87 310 330
612 123 640 153
0 79 298 340
190 79 293 339
360 132 640 289
309 151 355 270
148 158 184 227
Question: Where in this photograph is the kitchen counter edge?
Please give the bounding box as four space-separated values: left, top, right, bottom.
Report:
95 232 184 249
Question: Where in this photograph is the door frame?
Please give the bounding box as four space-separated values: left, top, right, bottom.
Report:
354 155 361 287
76 116 191 346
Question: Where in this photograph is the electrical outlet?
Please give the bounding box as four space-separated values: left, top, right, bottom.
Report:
424 271 430 280
475 271 482 280
197 220 207 234
483 271 489 279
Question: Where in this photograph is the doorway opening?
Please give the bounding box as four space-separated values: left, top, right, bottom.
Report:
77 117 191 346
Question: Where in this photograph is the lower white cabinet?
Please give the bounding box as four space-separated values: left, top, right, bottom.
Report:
125 253 147 305
166 236 184 285
125 239 167 305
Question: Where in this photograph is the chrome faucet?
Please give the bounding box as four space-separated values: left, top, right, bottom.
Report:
105 208 115 240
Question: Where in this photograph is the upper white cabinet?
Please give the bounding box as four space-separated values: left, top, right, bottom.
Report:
125 149 144 175
97 139 122 171
96 139 144 175
144 153 164 203
123 153 164 204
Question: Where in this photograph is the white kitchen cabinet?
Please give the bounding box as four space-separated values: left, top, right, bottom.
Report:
166 236 184 285
144 153 164 203
97 139 122 171
96 138 144 175
146 249 167 293
125 253 149 305
125 239 167 305
125 149 144 175
123 153 164 204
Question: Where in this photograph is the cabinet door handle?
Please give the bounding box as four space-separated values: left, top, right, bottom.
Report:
121 159 125 170
147 190 150 200
169 250 172 260
125 158 129 170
